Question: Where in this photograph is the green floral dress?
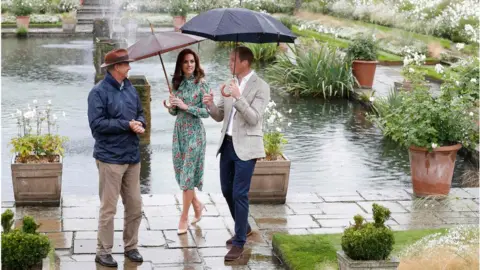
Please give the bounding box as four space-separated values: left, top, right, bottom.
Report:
168 76 210 191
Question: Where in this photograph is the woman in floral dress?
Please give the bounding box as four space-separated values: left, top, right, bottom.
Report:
168 48 210 234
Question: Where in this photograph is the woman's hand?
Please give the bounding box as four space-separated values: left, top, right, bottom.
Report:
169 94 177 108
170 96 188 111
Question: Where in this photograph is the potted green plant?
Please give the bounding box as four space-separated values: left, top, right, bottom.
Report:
347 36 378 88
368 66 479 197
168 0 189 31
1 210 52 270
11 0 34 29
338 204 398 270
61 11 77 33
249 101 292 204
10 100 68 206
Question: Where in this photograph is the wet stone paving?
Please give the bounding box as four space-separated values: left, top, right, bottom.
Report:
2 188 479 270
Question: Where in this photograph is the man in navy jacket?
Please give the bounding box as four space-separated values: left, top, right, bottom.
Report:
87 48 145 267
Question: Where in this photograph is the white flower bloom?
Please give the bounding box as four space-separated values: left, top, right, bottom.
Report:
276 127 282 132
288 109 292 113
23 111 35 119
434 64 444 74
432 143 438 149
470 78 477 83
409 67 415 73
288 122 292 127
455 43 465 50
469 112 474 116
456 81 460 86
369 96 375 102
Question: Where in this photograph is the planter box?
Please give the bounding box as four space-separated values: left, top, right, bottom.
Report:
62 21 76 33
16 16 30 29
11 156 63 206
249 154 291 204
337 251 400 270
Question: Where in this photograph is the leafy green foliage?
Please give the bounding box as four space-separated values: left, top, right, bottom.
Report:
1 230 51 269
264 132 288 160
1 210 51 270
278 16 299 30
369 57 479 151
341 203 395 261
168 0 189 17
16 26 28 37
10 134 68 163
10 100 68 163
346 36 378 61
22 216 40 234
2 209 14 233
11 0 34 16
244 43 279 63
266 43 355 98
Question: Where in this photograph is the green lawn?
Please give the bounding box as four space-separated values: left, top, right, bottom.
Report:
1 22 62 28
272 228 448 270
292 26 403 63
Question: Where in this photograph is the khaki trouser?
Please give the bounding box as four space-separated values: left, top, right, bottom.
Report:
96 160 142 255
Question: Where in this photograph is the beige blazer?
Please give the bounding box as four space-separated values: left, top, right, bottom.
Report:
209 73 271 161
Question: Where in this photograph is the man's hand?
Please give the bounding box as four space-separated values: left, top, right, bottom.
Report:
229 79 241 99
202 89 216 108
130 120 145 134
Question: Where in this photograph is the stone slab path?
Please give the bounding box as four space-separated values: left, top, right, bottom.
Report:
2 187 478 269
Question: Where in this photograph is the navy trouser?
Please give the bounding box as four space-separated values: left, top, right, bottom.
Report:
220 136 256 247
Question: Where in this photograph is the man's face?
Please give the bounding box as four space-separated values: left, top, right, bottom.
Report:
229 52 246 75
115 62 131 79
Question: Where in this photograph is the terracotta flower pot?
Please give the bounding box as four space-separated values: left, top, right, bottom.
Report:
173 16 186 32
408 144 462 197
16 16 30 29
352 60 378 88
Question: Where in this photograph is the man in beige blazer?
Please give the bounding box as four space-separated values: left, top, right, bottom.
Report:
203 46 270 261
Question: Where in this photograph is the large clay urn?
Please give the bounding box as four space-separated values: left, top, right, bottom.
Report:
408 144 462 197
352 60 377 88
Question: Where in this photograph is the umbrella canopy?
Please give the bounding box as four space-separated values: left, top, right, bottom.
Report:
127 31 206 61
180 8 296 43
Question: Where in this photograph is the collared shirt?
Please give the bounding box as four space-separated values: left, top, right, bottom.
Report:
226 70 255 136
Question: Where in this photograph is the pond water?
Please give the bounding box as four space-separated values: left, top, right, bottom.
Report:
0 37 472 200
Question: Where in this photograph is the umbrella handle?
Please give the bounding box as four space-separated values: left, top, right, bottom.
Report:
220 84 231 97
164 99 173 109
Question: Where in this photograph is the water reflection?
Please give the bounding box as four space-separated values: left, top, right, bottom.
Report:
0 37 471 201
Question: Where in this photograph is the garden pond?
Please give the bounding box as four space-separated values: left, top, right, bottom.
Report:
1 37 475 200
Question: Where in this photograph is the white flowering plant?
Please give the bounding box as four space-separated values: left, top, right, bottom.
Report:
263 101 292 161
368 57 479 151
167 0 189 17
10 100 68 163
400 46 428 90
11 0 33 16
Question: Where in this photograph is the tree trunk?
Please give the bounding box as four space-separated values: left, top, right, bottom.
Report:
295 0 302 12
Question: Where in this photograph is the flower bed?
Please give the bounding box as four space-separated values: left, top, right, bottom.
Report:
300 0 479 45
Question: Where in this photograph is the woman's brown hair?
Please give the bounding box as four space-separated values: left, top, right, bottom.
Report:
172 48 205 90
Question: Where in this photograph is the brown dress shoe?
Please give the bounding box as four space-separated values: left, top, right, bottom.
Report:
225 246 244 261
226 228 253 245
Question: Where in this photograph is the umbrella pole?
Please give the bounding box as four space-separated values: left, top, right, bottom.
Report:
221 35 238 97
148 21 173 109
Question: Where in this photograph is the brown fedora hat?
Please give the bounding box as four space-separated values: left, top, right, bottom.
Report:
100 48 134 68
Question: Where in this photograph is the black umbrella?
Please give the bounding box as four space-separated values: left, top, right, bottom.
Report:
180 8 296 43
180 8 297 96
